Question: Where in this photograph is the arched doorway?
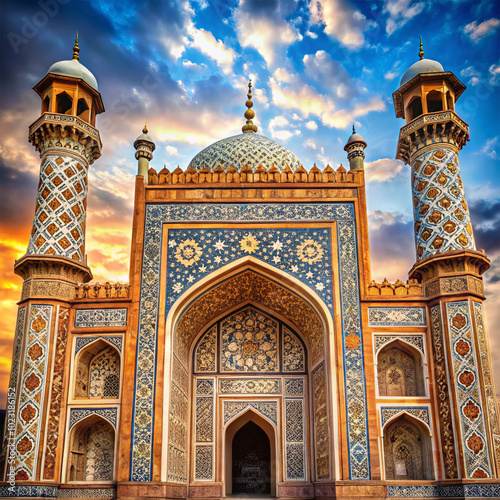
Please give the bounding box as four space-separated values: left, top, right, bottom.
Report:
232 421 271 494
225 410 276 496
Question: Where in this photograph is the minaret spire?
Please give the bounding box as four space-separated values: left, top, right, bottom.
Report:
418 36 424 60
242 79 258 134
72 32 80 61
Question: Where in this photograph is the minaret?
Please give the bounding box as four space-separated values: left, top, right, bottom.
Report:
344 125 367 170
3 36 104 482
134 123 155 180
242 79 258 133
393 40 500 480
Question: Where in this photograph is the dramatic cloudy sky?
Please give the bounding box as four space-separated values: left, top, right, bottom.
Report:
0 0 499 406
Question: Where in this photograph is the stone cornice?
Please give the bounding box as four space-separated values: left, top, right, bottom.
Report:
396 111 469 164
14 254 93 283
408 249 490 283
28 113 102 165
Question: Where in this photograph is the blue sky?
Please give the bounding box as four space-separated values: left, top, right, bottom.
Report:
0 0 499 403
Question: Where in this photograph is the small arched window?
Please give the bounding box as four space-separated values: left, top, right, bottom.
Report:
56 91 72 114
426 90 443 113
408 96 423 120
67 417 115 482
42 96 51 113
377 340 425 397
75 341 121 399
77 98 90 121
384 415 433 480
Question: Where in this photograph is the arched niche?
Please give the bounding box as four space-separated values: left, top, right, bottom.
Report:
193 305 307 374
426 89 444 113
67 415 115 482
383 414 433 480
74 339 121 399
377 339 425 397
407 96 423 121
56 91 72 114
224 409 277 496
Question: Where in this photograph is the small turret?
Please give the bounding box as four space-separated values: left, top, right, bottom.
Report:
344 125 367 170
134 123 155 179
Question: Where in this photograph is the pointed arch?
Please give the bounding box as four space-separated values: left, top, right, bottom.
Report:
224 408 277 496
382 413 434 480
74 339 121 399
66 415 116 483
377 338 425 397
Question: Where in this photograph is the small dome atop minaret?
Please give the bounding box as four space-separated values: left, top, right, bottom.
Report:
344 125 367 149
400 38 444 87
46 34 99 91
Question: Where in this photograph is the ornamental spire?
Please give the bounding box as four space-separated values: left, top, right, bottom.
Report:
418 36 424 60
242 79 258 134
143 120 148 134
72 32 80 61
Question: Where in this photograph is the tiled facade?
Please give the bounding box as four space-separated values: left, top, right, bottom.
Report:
3 40 500 500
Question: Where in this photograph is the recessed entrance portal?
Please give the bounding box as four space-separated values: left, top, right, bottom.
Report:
232 421 271 494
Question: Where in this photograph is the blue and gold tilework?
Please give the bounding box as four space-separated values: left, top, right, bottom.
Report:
411 147 475 260
27 155 88 261
446 300 492 478
130 203 369 482
166 228 333 313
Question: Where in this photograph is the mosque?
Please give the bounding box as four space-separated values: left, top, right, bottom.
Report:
1 36 500 499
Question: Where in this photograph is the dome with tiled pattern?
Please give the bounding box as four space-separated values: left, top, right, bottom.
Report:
188 133 303 172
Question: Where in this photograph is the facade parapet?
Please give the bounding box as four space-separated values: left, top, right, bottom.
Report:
367 278 423 297
146 164 363 186
74 281 131 299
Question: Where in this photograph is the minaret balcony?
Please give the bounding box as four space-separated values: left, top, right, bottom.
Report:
28 112 102 164
396 110 469 164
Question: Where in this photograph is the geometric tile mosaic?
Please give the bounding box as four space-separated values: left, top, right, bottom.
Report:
374 334 425 355
445 300 492 478
380 407 430 428
69 407 118 430
188 132 303 172
285 398 305 480
26 155 88 261
75 336 123 354
387 483 500 498
411 147 475 260
131 202 369 483
74 308 127 328
472 301 500 476
223 401 278 426
14 304 53 481
368 307 426 327
0 486 117 498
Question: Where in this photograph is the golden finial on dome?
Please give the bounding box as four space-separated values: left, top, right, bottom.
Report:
242 79 258 134
418 36 424 60
72 32 80 61
143 120 148 134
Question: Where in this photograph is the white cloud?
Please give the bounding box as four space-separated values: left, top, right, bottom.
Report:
306 120 318 130
489 63 500 85
478 137 499 160
463 18 500 42
384 71 398 80
383 0 425 36
304 138 317 149
308 0 367 48
365 158 405 182
269 116 301 141
165 145 179 156
187 24 236 74
306 30 318 39
234 0 302 67
460 66 481 86
269 69 385 129
303 50 358 99
182 60 206 71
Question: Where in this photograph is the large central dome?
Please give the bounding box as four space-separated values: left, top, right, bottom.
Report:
188 132 303 172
